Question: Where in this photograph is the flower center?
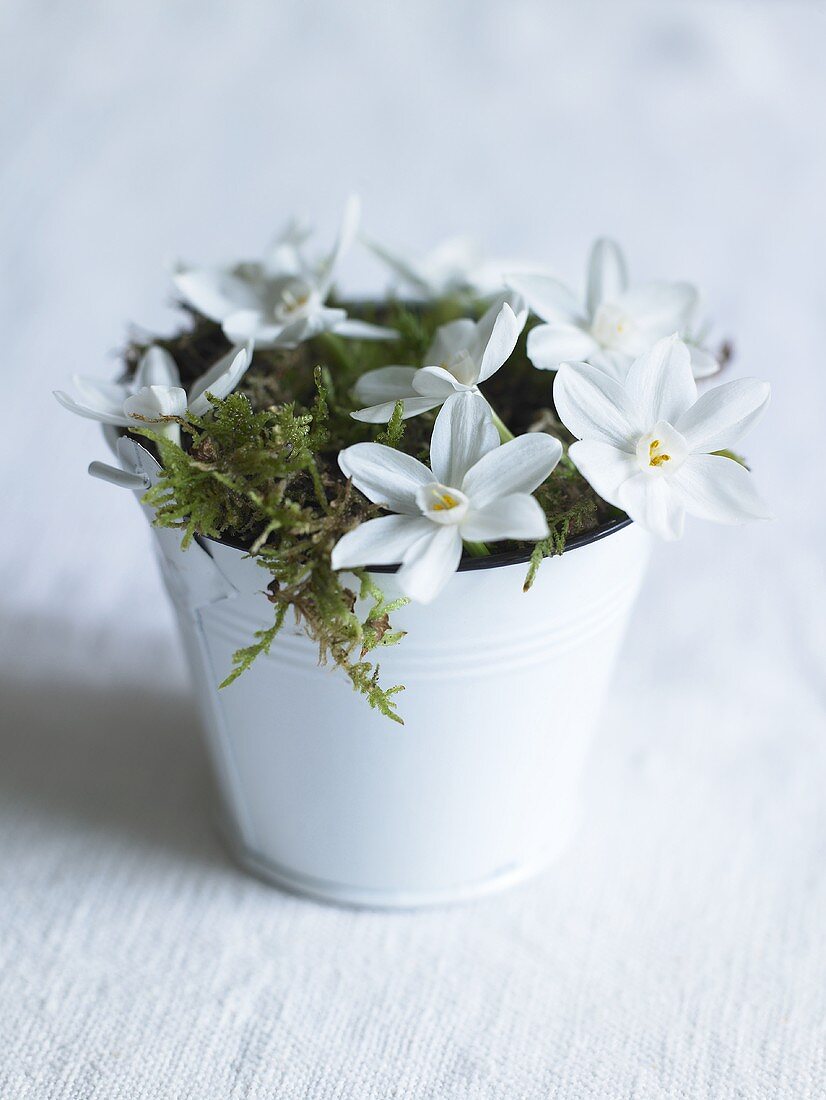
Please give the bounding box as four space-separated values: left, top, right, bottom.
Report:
647 438 671 467
416 482 470 526
591 302 638 352
284 289 309 311
443 350 477 388
433 489 460 510
635 421 688 476
274 279 317 321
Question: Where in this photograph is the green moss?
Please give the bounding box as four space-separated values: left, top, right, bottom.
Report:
375 400 406 449
128 298 618 722
140 374 408 723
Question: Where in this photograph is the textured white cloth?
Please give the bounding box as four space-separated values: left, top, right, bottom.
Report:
2 1 825 1097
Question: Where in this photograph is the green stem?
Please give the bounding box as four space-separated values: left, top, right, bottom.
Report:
315 331 355 373
463 540 491 557
488 406 514 443
307 459 331 513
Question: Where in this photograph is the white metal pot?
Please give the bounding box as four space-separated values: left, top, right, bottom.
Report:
111 437 650 908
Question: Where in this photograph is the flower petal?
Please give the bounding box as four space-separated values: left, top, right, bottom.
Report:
618 473 685 540
395 525 463 603
362 235 432 295
350 397 443 424
353 366 419 404
476 302 526 383
625 334 697 426
71 376 131 416
187 343 253 416
619 281 699 337
338 443 433 514
263 215 312 276
687 343 720 380
462 432 562 508
318 193 360 297
135 346 180 388
413 365 467 398
274 308 347 348
670 454 772 524
426 319 477 367
527 323 600 371
222 309 282 345
461 493 550 542
469 291 525 361
430 392 499 487
419 236 483 293
505 274 583 324
53 390 131 427
333 318 399 341
675 378 770 453
586 238 628 317
331 514 433 570
172 266 262 322
553 361 638 448
588 348 634 381
123 385 188 421
568 439 639 508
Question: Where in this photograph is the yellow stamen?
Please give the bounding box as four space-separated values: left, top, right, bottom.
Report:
283 290 309 311
648 439 671 467
431 491 459 511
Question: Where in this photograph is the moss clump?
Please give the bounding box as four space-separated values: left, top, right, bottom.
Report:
141 373 410 723
131 297 617 722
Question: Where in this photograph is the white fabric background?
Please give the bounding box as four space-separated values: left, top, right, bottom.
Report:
2 1 825 1097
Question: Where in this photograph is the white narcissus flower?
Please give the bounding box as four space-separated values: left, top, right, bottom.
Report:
54 343 253 445
351 295 527 424
364 235 496 299
364 235 482 298
554 334 771 540
508 238 719 380
364 234 552 300
332 394 562 602
172 196 396 349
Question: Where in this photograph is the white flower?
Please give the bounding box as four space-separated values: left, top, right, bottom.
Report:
172 196 396 349
508 238 719 380
351 295 527 424
554 334 771 540
364 234 551 300
364 234 495 298
54 342 253 445
332 393 562 602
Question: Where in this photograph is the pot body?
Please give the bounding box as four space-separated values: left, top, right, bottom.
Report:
144 492 649 907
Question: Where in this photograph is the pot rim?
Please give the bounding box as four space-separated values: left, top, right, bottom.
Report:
199 513 633 573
